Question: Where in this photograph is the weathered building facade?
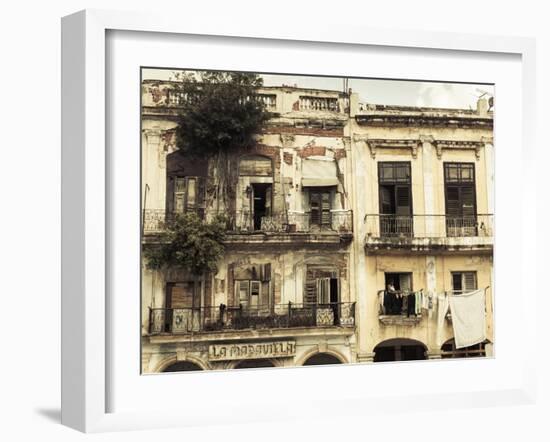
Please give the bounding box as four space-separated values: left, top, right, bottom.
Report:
140 78 494 373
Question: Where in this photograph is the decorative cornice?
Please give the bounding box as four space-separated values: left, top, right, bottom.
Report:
432 140 485 160
366 138 421 159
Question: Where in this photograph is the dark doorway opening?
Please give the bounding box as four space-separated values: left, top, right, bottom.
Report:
163 361 203 372
373 339 427 362
251 183 271 231
234 359 275 369
303 353 343 366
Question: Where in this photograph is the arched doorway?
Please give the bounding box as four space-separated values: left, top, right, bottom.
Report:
234 359 275 369
441 339 486 359
162 361 203 372
373 338 427 362
303 353 343 366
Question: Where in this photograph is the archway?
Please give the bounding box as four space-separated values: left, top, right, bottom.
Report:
162 360 204 372
441 339 486 359
303 352 343 366
234 359 276 369
373 338 427 362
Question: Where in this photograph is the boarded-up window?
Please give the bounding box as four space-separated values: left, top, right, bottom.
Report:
166 282 199 309
239 155 273 176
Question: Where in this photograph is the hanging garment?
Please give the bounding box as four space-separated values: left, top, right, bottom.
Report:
407 293 415 317
437 293 450 345
379 291 386 314
415 291 422 315
448 289 487 349
393 293 403 315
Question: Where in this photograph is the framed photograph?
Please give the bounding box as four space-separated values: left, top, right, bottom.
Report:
61 9 536 433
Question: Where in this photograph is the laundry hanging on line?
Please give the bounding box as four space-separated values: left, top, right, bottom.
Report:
448 289 487 349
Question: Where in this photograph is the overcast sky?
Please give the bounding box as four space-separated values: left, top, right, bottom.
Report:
143 68 494 110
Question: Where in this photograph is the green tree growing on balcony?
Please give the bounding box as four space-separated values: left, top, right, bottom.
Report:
144 212 227 275
172 70 270 212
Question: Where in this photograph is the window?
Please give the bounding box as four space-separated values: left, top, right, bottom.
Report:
305 267 338 305
235 280 264 308
169 176 205 216
309 189 331 227
444 163 477 236
382 273 413 315
451 271 478 293
378 162 412 236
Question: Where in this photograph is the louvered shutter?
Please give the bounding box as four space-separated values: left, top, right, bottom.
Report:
446 186 461 216
317 278 330 304
395 186 411 216
310 192 321 225
197 177 206 212
460 186 475 217
174 177 186 214
321 192 331 225
463 272 477 291
169 282 195 308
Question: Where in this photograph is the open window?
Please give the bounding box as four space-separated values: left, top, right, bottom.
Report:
250 183 272 230
378 162 412 236
239 155 273 231
305 267 339 305
233 263 272 309
382 272 413 316
451 271 477 294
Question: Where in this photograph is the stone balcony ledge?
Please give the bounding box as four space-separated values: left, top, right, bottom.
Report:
378 315 423 326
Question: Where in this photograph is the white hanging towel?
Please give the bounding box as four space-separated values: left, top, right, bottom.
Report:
448 289 487 349
437 294 449 335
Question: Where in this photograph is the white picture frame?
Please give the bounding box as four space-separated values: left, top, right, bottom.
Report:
61 9 537 433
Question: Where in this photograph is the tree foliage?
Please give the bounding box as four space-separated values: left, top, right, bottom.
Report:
144 212 227 275
173 70 270 157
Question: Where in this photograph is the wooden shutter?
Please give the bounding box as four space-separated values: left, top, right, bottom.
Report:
310 192 321 225
305 267 317 304
250 281 260 307
463 272 477 291
395 186 411 216
460 186 475 217
317 278 331 304
168 282 196 309
174 177 186 214
321 192 331 225
197 177 206 211
445 186 461 216
186 178 197 210
237 281 250 306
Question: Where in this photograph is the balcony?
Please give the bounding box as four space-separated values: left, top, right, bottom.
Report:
143 209 353 246
378 289 424 325
364 214 493 254
148 302 356 336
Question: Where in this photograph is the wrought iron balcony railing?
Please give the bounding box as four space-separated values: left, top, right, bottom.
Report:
143 209 353 235
148 302 356 335
231 210 353 234
364 214 493 239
